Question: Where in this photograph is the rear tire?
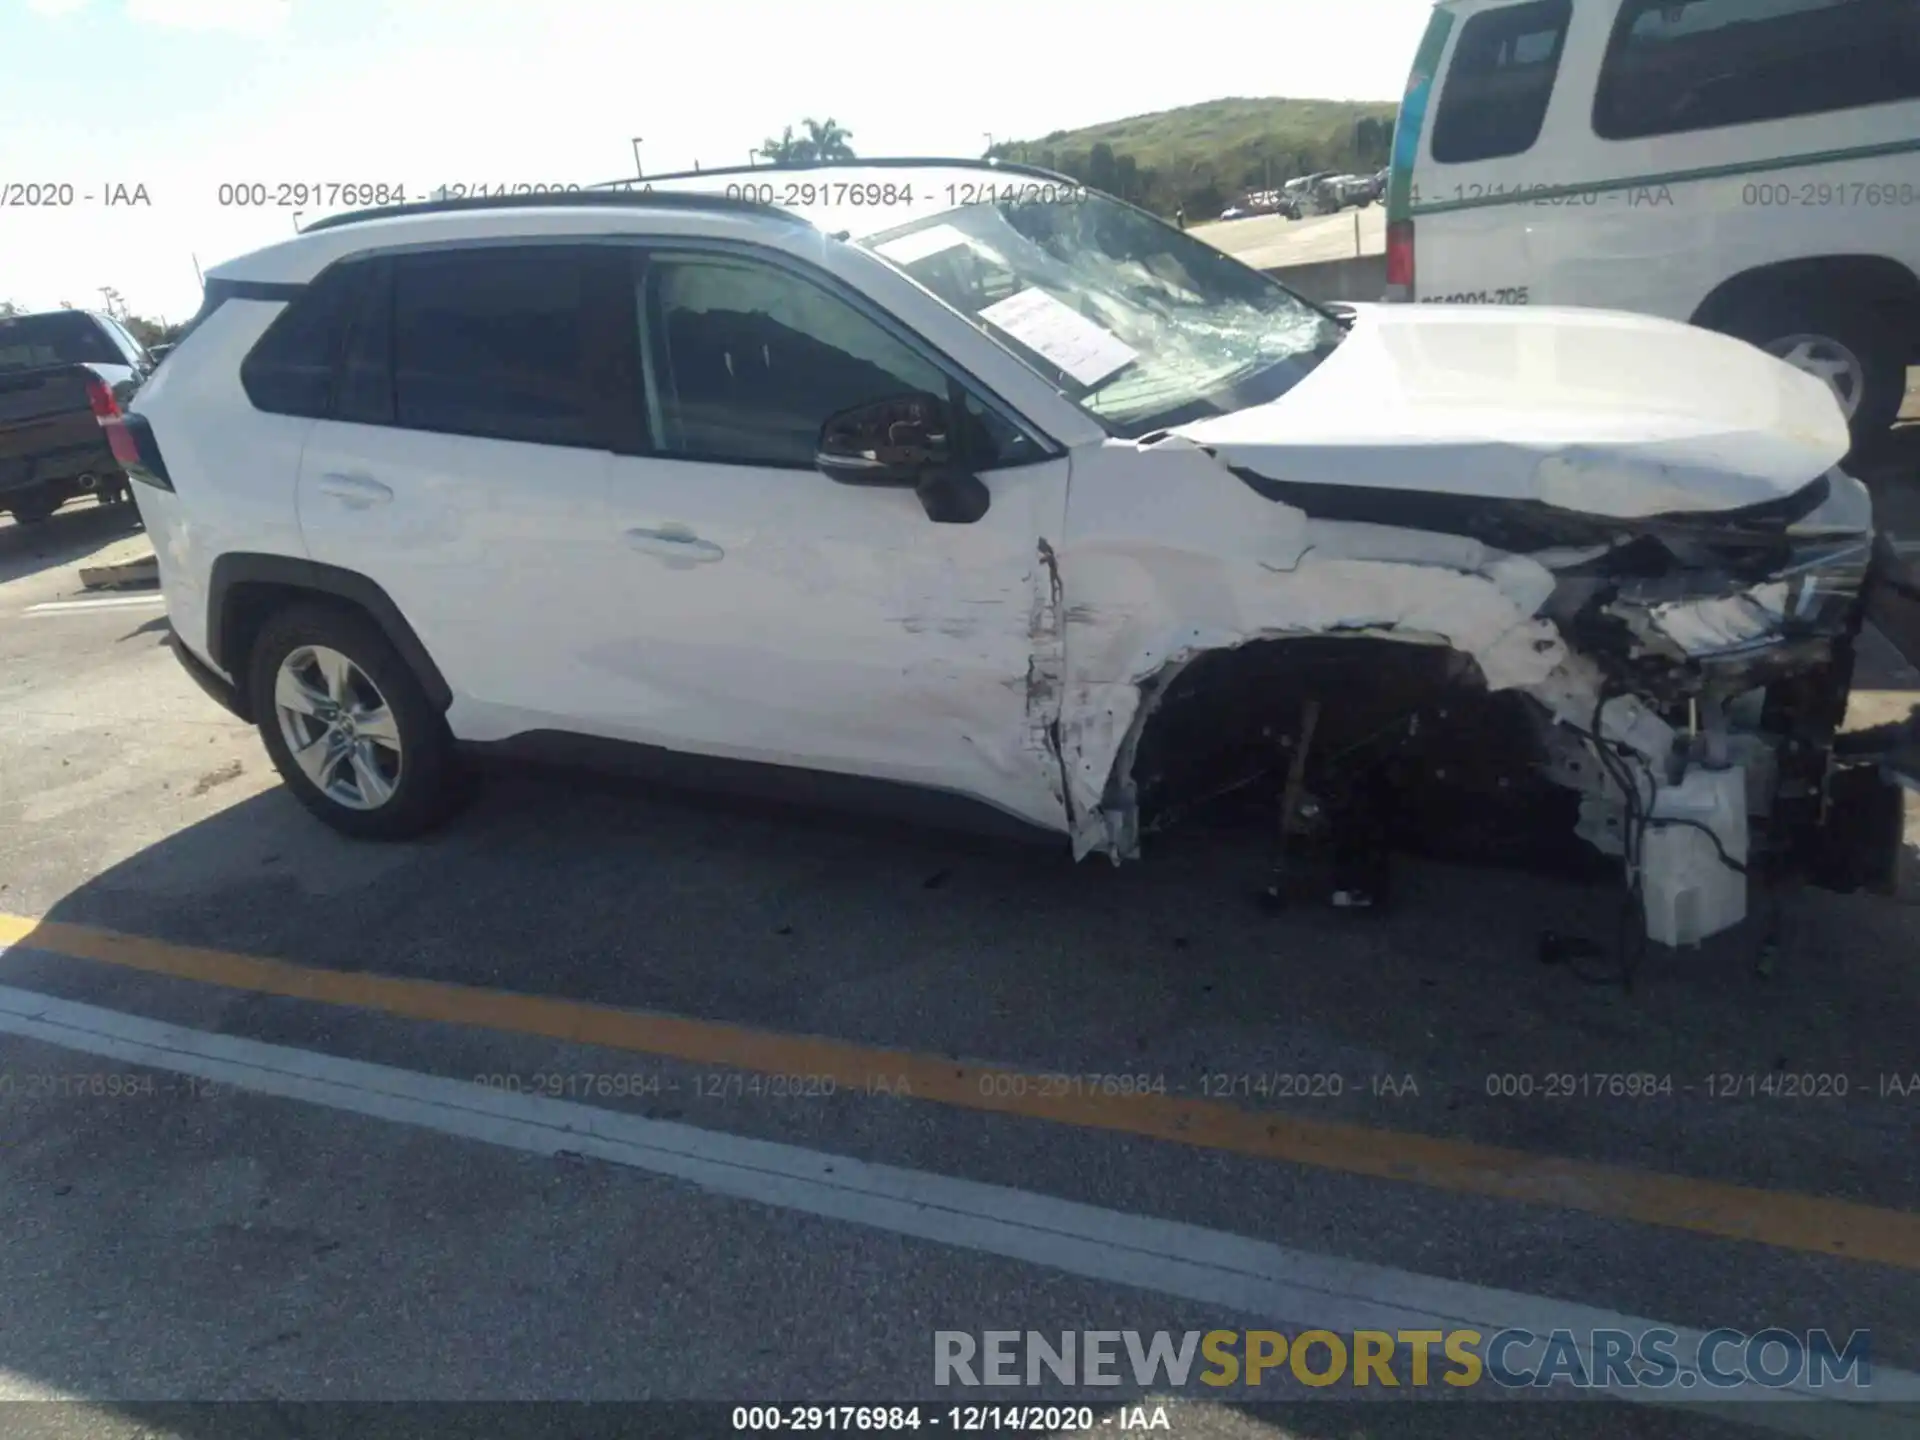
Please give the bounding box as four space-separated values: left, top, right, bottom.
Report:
247 601 463 839
1717 295 1905 448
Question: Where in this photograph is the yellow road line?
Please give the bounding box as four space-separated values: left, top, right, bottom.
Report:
4 908 1918 1270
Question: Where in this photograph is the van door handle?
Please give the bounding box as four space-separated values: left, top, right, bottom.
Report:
625 525 724 566
316 473 393 508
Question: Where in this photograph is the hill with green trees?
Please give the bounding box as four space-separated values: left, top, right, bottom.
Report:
987 96 1400 219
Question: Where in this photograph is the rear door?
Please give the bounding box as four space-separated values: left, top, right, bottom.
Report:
295 243 627 732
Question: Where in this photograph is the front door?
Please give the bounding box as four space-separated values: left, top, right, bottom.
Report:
591 245 1071 833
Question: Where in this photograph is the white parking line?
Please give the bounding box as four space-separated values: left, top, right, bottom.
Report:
24 593 168 615
0 979 1913 1430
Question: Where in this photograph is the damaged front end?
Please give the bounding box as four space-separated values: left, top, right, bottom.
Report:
1523 467 1901 943
1062 446 1905 948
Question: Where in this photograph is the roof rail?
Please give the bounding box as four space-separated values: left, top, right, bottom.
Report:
590 155 1089 191
299 187 805 235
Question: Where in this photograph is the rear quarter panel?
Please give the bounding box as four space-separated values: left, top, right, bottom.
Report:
130 300 312 670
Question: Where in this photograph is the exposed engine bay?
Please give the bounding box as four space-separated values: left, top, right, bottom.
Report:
1058 450 1910 952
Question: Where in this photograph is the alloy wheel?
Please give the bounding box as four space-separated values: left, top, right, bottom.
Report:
273 644 403 810
1764 332 1866 420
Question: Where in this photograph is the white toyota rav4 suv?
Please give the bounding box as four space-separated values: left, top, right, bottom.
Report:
119 160 1908 946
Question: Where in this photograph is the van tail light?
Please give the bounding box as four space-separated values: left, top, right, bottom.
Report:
1386 219 1416 298
101 412 174 491
85 374 122 420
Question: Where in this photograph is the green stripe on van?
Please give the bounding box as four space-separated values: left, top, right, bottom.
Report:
1387 8 1456 225
1409 136 1920 217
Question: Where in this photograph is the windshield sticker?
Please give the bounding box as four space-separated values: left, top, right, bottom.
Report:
979 287 1138 388
874 223 973 266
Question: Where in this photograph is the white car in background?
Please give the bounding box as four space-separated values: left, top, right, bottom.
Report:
118 160 1905 949
1384 0 1920 444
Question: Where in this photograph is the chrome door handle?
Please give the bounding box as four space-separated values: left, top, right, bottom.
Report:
625 526 724 566
316 473 393 508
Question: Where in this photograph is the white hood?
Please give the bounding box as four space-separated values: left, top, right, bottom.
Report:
1173 304 1850 519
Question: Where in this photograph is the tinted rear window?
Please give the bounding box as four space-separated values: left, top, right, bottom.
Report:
392 247 594 447
335 258 395 426
1430 0 1573 163
0 312 123 372
241 261 378 418
1595 0 1920 139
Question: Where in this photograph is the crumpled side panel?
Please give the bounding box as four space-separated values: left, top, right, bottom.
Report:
1054 439 1577 859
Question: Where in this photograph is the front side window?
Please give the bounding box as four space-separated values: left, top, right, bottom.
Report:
638 254 956 467
392 247 594 447
860 192 1340 439
1595 0 1920 139
1429 0 1573 163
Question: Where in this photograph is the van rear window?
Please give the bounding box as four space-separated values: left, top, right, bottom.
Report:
1595 0 1920 139
1429 0 1573 163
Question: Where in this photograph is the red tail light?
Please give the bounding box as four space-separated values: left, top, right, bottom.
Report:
1386 220 1416 293
100 410 173 489
85 374 122 420
102 416 142 468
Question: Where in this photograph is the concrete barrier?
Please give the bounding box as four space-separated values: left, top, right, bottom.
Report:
1263 253 1389 304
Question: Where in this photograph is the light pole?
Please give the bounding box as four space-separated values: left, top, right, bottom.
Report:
630 137 644 179
749 147 760 167
983 131 994 157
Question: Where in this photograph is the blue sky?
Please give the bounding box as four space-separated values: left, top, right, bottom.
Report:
1 0 1435 321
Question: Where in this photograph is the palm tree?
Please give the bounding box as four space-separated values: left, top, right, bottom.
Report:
802 117 855 161
758 118 856 165
759 125 812 164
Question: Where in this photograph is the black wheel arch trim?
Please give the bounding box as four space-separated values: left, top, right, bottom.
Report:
206 553 454 713
1690 254 1920 331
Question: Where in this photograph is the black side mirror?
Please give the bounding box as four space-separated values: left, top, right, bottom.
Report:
816 393 990 524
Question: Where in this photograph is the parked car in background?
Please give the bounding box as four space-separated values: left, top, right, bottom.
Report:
1385 0 1920 445
1302 172 1377 214
127 164 1907 947
1334 173 1380 208
0 309 152 522
1279 172 1336 218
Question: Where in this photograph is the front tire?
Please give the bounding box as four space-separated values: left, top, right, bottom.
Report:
247 602 462 839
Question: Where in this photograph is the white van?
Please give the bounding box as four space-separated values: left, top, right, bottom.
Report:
1384 0 1920 443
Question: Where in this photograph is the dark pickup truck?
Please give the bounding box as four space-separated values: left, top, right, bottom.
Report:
0 309 155 523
